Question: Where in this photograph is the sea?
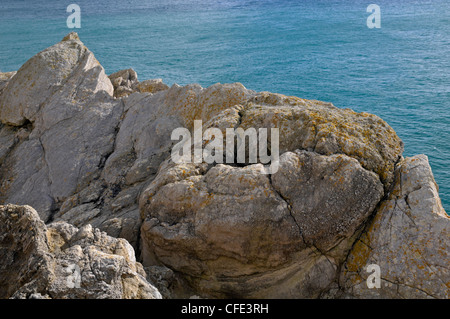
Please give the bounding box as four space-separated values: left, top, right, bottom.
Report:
0 0 449 211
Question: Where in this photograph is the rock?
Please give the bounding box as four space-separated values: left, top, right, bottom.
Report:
239 92 404 188
144 265 175 299
137 84 403 297
108 70 169 98
0 34 113 126
338 155 449 298
0 138 54 221
139 149 383 298
134 79 169 94
62 31 80 42
0 71 16 97
0 33 447 299
0 124 17 166
0 71 16 81
109 68 138 98
272 150 384 252
0 32 121 222
90 81 252 247
0 204 161 299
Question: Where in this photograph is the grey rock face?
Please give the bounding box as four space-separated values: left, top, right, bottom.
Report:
0 33 120 222
338 155 450 299
0 32 113 127
0 124 18 168
0 204 161 299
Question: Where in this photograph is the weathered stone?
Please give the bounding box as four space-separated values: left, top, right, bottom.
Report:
0 204 161 299
139 148 384 298
134 79 169 94
0 71 16 81
338 155 450 299
272 150 384 252
144 265 175 299
0 71 16 97
0 34 113 126
238 92 404 188
109 68 138 98
0 33 447 300
0 139 54 221
0 124 17 166
0 33 121 222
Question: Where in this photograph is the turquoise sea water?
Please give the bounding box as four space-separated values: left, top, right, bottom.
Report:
1 0 449 211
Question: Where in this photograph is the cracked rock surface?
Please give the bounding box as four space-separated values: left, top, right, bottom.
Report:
337 155 449 299
139 150 384 297
0 32 448 299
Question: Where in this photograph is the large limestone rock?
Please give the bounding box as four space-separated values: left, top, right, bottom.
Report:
0 32 113 126
0 204 161 299
0 33 447 299
138 84 403 298
139 150 384 298
338 155 449 298
0 32 121 222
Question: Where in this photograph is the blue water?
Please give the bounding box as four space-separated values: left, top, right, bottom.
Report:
1 0 449 211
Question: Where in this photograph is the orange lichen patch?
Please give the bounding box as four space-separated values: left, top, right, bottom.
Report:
345 239 371 272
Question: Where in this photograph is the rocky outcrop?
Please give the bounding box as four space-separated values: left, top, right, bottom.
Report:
0 33 447 299
137 88 405 297
0 204 161 299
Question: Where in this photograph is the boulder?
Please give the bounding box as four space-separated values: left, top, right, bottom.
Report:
139 150 384 298
338 155 450 298
137 86 404 297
